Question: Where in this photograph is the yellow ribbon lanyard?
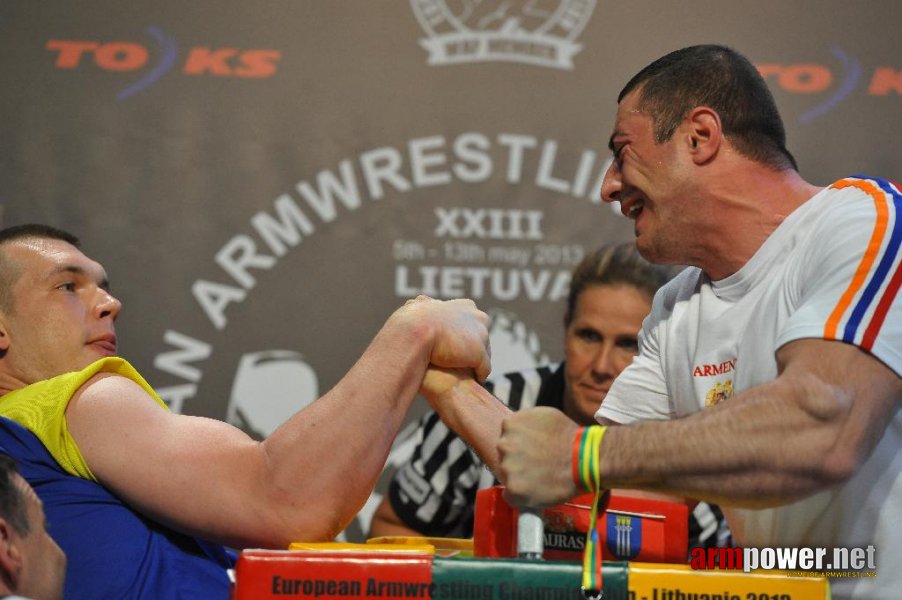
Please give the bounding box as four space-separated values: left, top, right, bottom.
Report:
573 425 609 599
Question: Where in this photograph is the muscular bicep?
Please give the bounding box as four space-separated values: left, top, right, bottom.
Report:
65 374 266 546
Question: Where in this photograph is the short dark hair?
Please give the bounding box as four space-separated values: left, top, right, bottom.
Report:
565 242 677 326
0 224 79 248
0 224 80 313
0 454 30 536
619 44 797 171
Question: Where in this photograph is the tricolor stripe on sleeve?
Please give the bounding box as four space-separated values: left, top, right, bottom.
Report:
823 175 901 351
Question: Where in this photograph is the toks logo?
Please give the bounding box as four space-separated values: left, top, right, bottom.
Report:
756 47 901 123
46 26 281 100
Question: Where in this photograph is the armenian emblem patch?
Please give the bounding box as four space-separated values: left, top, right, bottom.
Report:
705 379 734 407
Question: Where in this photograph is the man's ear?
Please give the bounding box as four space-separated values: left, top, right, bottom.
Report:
0 519 23 589
0 317 9 354
685 106 722 165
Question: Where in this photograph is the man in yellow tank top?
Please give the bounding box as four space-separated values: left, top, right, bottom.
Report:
0 223 492 598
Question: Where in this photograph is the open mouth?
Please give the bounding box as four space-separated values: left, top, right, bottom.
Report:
624 199 645 220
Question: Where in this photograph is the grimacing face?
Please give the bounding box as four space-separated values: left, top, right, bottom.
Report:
0 237 121 387
601 89 701 266
562 283 652 424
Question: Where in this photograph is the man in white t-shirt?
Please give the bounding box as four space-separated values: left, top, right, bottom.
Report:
421 45 900 599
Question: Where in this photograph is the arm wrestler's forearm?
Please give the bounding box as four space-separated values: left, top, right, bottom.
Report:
500 341 899 512
258 319 435 543
599 369 875 507
431 379 513 475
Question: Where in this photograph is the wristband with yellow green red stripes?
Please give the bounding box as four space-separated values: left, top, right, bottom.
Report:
572 425 607 492
571 425 609 599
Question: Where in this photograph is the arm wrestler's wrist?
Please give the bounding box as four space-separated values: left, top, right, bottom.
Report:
425 377 486 427
383 304 438 371
573 425 608 493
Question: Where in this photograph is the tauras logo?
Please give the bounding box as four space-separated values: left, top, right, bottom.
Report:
411 0 595 70
544 531 585 550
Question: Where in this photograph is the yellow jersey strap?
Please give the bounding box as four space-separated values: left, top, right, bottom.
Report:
0 357 168 481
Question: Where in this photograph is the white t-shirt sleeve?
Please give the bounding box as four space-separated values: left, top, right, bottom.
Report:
778 180 902 376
